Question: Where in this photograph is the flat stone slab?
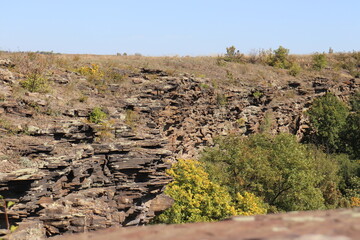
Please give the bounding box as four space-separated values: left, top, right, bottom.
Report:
54 208 360 240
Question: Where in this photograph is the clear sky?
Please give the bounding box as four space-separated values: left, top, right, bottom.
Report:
1 0 359 56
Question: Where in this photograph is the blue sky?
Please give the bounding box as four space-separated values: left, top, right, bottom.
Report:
1 0 359 56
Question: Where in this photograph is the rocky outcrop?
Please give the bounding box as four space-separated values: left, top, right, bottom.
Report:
0 61 359 238
0 120 173 237
119 69 360 158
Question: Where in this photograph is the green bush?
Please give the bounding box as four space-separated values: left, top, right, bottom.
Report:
89 107 108 124
306 93 349 152
20 73 48 93
222 46 244 63
349 91 360 112
267 46 292 69
340 92 360 159
335 52 360 77
289 62 302 76
200 133 343 212
312 53 327 70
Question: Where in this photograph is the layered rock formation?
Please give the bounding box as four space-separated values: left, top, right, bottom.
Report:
0 119 173 237
0 59 359 238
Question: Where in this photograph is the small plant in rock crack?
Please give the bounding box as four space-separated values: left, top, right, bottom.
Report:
89 107 108 124
0 195 16 230
94 119 116 142
216 93 227 106
252 91 263 99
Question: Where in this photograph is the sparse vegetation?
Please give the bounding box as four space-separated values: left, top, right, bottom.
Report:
76 63 104 82
20 73 48 93
94 119 115 142
289 62 302 76
125 109 139 128
0 195 15 230
252 91 263 99
267 46 292 69
216 93 227 106
89 107 108 124
223 46 245 63
312 53 328 70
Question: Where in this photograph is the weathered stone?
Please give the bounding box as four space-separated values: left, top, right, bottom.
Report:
7 220 46 240
1 65 359 238
0 59 14 68
0 116 172 237
0 68 14 83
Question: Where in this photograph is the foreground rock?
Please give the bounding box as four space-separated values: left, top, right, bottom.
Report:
51 208 360 240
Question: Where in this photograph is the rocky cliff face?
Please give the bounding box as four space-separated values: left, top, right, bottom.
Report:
0 119 173 236
0 58 359 238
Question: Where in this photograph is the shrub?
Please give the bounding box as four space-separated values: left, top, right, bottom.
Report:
200 133 340 212
89 107 108 124
20 73 48 93
312 53 327 70
222 46 244 63
216 93 227 106
349 91 360 112
267 46 292 69
94 119 115 142
76 64 104 82
351 197 360 207
226 46 237 57
306 93 349 152
341 92 360 158
153 159 236 223
233 192 267 216
153 159 266 224
253 91 263 99
335 52 360 77
288 62 302 76
342 112 360 159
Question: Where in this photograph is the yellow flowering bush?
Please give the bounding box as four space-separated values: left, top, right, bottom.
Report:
234 192 267 216
351 197 360 207
76 63 104 81
153 159 266 224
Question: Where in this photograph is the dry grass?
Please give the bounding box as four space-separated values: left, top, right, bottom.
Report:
1 51 358 91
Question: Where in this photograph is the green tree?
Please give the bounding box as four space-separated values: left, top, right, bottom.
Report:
342 112 360 159
339 92 360 159
306 93 349 153
153 159 266 224
200 133 339 212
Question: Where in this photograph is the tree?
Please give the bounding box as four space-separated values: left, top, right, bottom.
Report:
200 133 340 212
153 159 266 224
341 92 360 159
306 93 349 153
